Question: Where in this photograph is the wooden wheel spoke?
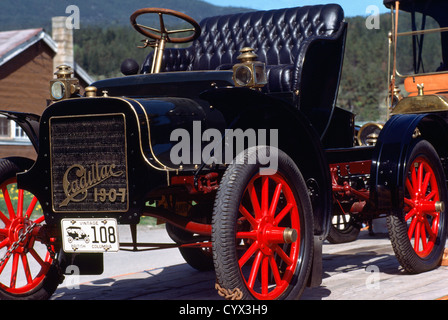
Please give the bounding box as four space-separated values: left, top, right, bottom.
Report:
33 215 45 225
29 248 47 269
425 190 436 201
247 251 263 289
236 230 257 240
238 241 259 268
248 182 261 219
274 203 293 226
411 167 418 193
406 178 414 198
10 253 19 288
239 205 257 228
421 172 431 195
273 244 293 266
269 182 283 217
21 254 33 284
0 237 9 250
408 217 418 239
417 162 424 192
269 255 283 286
25 196 38 219
261 256 269 294
405 208 417 221
17 189 24 218
2 186 15 219
261 177 269 214
0 210 10 226
414 221 422 252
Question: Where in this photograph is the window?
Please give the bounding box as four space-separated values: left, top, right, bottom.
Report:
13 122 28 140
0 117 10 138
0 116 31 145
396 12 444 75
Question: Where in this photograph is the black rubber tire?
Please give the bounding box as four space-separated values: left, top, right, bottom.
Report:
326 218 360 244
387 140 448 273
178 247 214 271
166 223 214 271
0 157 62 300
212 146 313 300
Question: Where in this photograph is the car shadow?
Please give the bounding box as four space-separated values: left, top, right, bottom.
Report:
302 248 402 299
52 234 409 301
52 263 219 300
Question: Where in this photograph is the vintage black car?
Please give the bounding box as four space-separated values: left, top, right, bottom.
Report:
65 226 89 243
0 1 446 300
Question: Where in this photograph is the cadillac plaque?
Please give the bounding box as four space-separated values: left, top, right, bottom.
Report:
50 114 129 212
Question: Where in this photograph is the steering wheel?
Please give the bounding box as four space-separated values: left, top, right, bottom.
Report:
130 8 201 43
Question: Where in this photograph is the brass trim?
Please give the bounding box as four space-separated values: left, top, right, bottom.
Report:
126 98 178 171
85 86 97 97
49 113 130 213
50 65 80 101
151 38 166 74
396 69 448 79
232 47 267 88
95 96 172 171
397 27 448 37
390 94 448 115
357 122 383 146
283 228 298 244
435 201 445 213
51 96 179 172
417 84 424 96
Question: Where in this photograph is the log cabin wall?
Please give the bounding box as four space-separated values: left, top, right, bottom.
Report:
0 40 55 160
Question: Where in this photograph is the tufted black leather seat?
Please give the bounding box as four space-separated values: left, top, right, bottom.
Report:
142 5 345 93
141 4 347 142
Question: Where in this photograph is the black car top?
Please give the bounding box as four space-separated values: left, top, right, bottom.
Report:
384 0 448 26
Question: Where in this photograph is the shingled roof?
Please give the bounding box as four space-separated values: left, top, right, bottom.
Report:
0 27 92 84
0 28 56 66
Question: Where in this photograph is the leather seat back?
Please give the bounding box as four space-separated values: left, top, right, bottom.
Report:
142 5 345 92
190 5 344 71
141 4 347 137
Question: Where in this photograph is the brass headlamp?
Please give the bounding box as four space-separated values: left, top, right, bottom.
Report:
50 65 80 101
232 47 267 89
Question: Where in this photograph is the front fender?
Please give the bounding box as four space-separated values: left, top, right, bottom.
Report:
0 110 40 151
371 113 448 211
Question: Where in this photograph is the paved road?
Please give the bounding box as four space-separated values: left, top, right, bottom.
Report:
51 225 448 300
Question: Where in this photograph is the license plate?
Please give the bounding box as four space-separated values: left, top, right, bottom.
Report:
61 218 119 253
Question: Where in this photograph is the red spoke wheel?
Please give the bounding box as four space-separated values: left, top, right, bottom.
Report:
212 147 313 300
388 140 448 273
0 158 61 300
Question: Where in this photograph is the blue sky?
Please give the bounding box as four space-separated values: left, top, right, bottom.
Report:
203 1 389 17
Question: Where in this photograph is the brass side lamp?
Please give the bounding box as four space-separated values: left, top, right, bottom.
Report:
232 47 267 89
50 65 80 101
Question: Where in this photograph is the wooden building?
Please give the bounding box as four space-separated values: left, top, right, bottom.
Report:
0 21 92 160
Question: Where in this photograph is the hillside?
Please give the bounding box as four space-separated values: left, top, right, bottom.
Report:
0 0 251 31
1 2 438 122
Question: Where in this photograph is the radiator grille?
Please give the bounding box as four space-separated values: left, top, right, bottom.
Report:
50 114 128 212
